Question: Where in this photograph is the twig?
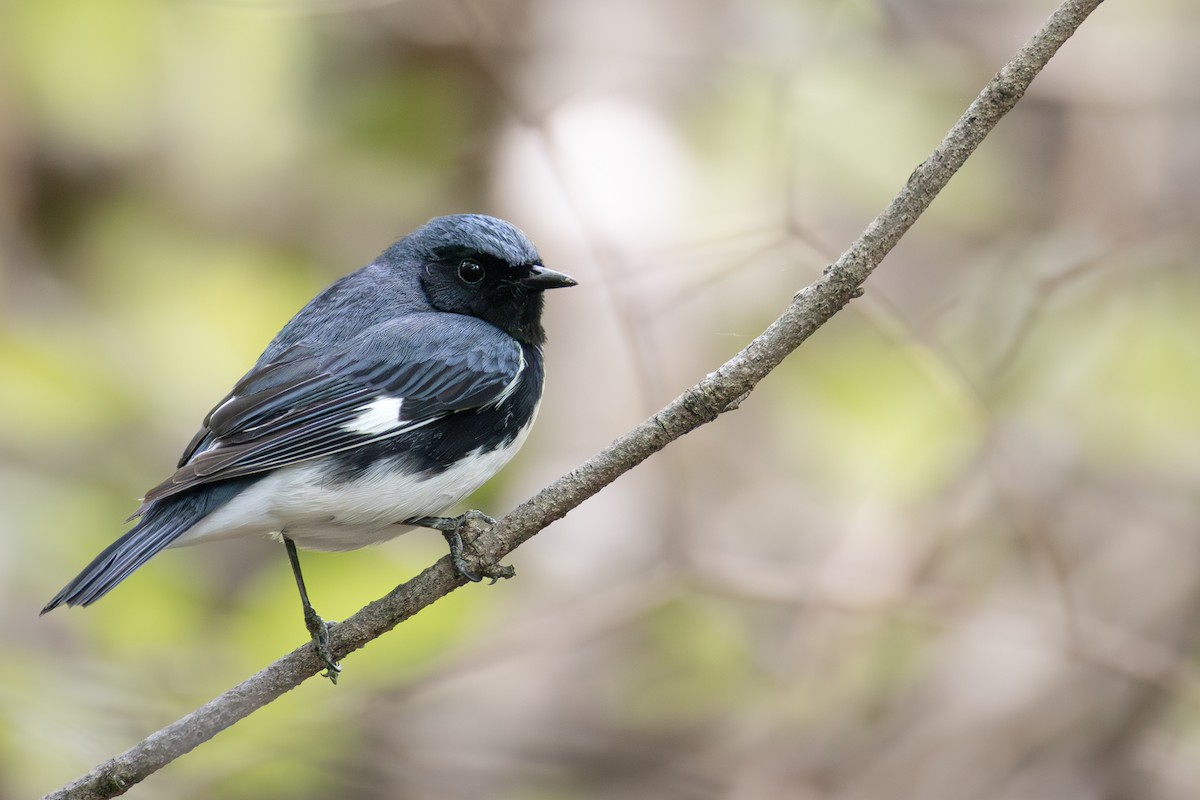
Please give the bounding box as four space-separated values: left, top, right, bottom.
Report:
43 1 1107 797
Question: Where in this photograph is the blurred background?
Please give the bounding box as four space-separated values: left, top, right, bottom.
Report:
3 0 1199 797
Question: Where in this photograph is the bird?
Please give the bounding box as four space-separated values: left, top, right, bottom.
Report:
42 214 577 681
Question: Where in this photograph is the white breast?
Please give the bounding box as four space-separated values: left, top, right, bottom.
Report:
172 413 536 552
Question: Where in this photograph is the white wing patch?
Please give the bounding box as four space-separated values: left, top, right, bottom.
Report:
343 396 404 435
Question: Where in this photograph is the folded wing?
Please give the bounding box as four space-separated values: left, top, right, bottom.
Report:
139 313 523 509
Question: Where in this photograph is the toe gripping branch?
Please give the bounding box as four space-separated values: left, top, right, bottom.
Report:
409 510 516 584
286 511 514 685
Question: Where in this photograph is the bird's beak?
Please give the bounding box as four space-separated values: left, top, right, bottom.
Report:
521 265 578 290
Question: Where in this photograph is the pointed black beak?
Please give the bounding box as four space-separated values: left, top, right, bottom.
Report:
520 265 578 290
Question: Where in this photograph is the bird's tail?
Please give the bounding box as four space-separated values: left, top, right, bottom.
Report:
41 480 247 613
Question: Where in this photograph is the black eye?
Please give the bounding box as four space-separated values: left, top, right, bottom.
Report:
457 259 485 284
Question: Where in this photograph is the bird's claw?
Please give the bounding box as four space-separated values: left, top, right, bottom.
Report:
411 511 515 584
303 608 341 684
443 526 482 582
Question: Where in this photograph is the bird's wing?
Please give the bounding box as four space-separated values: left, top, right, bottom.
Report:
140 313 524 508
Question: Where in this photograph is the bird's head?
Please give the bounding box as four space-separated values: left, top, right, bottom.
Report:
404 214 576 346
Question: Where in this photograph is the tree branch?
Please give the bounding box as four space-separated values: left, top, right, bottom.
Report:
44 1 1106 797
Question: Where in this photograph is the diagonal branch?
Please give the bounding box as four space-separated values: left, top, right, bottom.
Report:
43 1 1107 797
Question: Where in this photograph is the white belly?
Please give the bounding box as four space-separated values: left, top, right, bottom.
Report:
171 424 532 552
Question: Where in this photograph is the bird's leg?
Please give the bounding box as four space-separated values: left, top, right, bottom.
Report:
283 536 341 684
407 510 515 584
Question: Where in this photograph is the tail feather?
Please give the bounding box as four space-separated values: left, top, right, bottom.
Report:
41 479 250 613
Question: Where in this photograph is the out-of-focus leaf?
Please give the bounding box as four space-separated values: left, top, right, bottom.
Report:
2 0 159 158
777 320 982 501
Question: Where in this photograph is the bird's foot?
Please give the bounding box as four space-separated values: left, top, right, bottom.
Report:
409 510 515 584
302 605 341 684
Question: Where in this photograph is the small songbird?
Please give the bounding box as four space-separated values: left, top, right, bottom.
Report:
42 214 576 681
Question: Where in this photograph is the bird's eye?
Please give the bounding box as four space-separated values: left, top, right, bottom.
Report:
457 259 485 285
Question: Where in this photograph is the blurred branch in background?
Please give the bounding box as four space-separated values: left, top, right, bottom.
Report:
41 1 1108 797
